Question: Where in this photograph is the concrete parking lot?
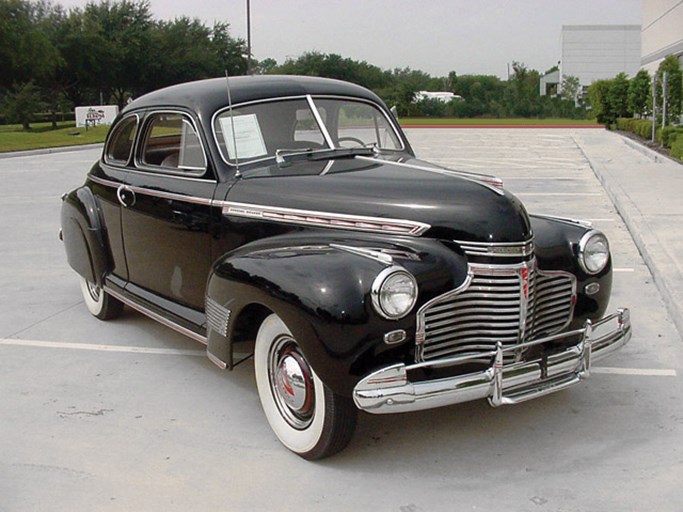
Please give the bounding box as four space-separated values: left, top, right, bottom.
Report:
1 129 682 511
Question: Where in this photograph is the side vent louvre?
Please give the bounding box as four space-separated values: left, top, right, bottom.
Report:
206 297 231 337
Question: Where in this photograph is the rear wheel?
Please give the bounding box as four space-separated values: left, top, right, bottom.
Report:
254 313 357 459
79 277 123 320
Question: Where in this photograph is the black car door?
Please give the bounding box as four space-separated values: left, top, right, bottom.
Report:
118 110 217 314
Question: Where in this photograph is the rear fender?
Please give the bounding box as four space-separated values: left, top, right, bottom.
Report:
60 186 111 285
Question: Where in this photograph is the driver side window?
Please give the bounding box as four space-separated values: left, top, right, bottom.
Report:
140 112 207 174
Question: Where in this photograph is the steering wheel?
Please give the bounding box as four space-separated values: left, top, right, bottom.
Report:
337 136 367 148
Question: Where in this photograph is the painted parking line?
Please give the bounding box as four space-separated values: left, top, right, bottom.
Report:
614 268 636 272
516 192 603 197
591 367 677 377
0 338 206 357
504 176 594 180
1 338 675 377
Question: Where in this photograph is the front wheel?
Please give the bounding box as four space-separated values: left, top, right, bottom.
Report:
254 313 357 459
79 277 123 320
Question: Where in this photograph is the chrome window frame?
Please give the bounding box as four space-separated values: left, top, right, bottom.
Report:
135 109 209 178
211 94 406 167
103 113 140 167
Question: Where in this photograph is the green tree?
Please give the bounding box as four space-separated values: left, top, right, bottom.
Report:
560 75 580 104
1 81 45 129
145 18 247 93
504 62 542 117
657 55 683 125
253 57 278 75
587 79 614 124
275 52 390 90
0 0 60 90
607 72 631 119
628 69 651 117
77 0 154 108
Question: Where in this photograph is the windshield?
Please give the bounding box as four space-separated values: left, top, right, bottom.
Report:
213 97 403 165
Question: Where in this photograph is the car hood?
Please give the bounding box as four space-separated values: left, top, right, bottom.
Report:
226 156 532 243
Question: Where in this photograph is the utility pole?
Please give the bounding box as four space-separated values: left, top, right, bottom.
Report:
662 71 668 129
652 73 657 142
246 0 252 74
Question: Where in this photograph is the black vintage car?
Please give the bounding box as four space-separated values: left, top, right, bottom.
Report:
61 75 631 459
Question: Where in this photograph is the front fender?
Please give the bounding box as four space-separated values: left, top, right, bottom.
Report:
206 234 469 396
530 214 613 322
60 186 111 284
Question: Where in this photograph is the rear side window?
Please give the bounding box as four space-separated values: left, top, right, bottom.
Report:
104 115 137 164
140 112 207 174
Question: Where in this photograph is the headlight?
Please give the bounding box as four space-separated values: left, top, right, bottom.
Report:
371 267 418 320
578 230 609 274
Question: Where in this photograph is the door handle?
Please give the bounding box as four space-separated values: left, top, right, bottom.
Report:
116 185 136 207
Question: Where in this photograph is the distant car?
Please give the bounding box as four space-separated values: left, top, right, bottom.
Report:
60 75 631 459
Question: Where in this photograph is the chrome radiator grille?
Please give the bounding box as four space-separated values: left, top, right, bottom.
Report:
416 261 576 363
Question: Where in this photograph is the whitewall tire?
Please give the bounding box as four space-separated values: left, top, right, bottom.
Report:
254 313 357 459
79 277 123 320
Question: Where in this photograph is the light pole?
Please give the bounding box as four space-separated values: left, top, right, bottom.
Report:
246 0 252 74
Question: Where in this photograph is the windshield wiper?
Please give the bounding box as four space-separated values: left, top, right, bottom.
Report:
275 146 375 166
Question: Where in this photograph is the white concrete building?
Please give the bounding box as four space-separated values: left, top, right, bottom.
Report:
560 25 641 87
641 0 683 74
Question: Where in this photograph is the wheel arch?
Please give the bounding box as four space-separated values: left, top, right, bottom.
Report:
60 186 112 285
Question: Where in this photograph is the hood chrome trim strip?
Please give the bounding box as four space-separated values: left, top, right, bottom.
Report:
220 201 431 236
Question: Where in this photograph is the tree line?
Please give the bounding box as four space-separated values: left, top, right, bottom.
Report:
587 56 682 126
2 0 681 130
1 0 247 127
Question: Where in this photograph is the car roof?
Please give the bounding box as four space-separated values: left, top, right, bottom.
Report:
121 75 385 118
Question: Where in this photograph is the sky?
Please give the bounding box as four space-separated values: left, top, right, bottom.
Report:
53 0 643 78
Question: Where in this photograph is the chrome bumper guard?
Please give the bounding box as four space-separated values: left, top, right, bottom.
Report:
353 308 631 414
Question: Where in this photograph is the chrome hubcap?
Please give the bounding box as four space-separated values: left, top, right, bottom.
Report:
86 281 101 302
269 336 315 429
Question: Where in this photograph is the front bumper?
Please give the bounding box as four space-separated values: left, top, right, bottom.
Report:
353 308 631 414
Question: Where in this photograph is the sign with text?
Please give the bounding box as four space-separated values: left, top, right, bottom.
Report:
75 105 119 127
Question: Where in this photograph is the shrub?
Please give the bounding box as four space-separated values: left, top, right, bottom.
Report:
660 126 683 146
670 136 683 161
616 117 683 162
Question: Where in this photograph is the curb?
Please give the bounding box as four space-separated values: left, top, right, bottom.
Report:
0 143 103 160
583 134 683 340
621 136 682 165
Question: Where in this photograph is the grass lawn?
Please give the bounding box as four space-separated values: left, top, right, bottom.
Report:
0 122 109 153
400 118 602 126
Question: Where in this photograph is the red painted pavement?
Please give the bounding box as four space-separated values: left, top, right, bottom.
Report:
401 124 604 129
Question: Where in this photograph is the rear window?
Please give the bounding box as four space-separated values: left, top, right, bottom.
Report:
104 115 138 165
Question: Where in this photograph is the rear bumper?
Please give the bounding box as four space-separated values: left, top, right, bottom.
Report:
353 308 631 414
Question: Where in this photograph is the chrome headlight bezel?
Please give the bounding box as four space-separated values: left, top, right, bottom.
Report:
371 266 418 320
578 230 610 275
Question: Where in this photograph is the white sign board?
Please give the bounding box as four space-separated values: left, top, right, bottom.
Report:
75 105 119 127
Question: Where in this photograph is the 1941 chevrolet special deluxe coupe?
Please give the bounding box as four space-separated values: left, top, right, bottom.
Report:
61 75 631 459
